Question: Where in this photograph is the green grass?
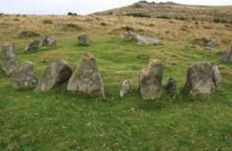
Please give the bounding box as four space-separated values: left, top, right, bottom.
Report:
1 26 232 151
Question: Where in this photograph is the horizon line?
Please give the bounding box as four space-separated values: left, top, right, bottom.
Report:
1 1 232 16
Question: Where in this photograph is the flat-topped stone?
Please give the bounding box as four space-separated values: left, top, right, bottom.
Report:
138 59 163 100
185 62 221 95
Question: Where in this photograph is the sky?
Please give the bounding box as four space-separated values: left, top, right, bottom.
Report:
0 0 232 15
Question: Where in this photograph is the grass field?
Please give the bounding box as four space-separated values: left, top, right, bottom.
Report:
0 14 232 150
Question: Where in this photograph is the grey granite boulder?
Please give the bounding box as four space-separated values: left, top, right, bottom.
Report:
119 80 130 98
185 62 221 95
123 31 161 45
42 36 56 47
25 39 41 53
136 35 161 45
35 59 72 92
123 31 137 41
0 43 18 76
77 34 89 46
138 59 163 100
67 52 105 97
223 46 232 63
11 61 37 89
164 78 177 96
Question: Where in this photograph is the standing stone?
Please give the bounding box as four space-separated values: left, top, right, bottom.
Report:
120 80 130 97
138 59 163 100
185 62 221 95
77 34 89 46
164 78 177 96
25 39 41 53
67 52 105 97
123 31 137 41
11 61 37 89
35 59 72 92
0 43 18 76
42 36 56 47
223 46 232 63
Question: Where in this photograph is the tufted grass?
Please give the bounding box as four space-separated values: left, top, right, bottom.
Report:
0 15 232 151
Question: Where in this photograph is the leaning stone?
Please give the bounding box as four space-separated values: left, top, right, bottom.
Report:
42 36 56 47
0 43 18 76
164 78 177 96
138 59 163 100
35 59 72 92
77 34 89 46
25 39 41 53
185 62 221 95
223 46 232 63
67 52 105 97
120 80 130 97
11 61 37 89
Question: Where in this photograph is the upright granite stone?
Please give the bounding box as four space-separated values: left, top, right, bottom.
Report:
138 59 163 100
185 62 221 95
35 59 72 92
11 61 37 89
223 46 232 63
0 43 18 75
77 34 89 46
123 31 137 41
25 39 41 53
120 80 130 98
164 78 177 96
67 52 105 97
42 36 56 47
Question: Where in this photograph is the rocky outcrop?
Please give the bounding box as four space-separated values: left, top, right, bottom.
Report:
35 59 72 92
138 59 163 100
67 52 105 97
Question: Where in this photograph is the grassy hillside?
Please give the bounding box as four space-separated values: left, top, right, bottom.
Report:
0 13 232 150
95 1 232 23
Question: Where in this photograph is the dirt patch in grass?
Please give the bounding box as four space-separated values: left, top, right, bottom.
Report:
61 23 82 31
43 19 53 24
17 30 41 39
